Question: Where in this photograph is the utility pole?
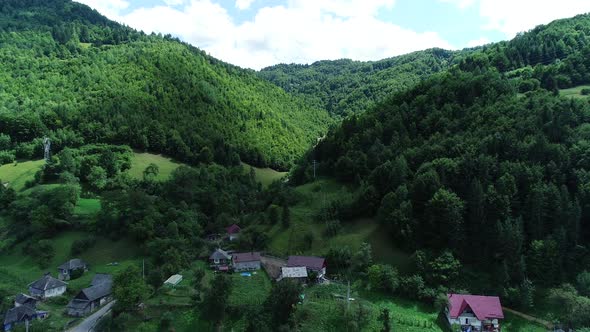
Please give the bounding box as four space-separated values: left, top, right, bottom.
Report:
346 280 351 310
312 160 317 180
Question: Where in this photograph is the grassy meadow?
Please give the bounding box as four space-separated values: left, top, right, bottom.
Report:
560 84 590 98
127 152 182 181
0 159 44 191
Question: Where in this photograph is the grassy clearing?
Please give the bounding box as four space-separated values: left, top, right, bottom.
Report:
267 178 411 271
128 152 182 181
298 284 440 332
502 312 547 332
0 159 44 191
73 198 101 216
241 162 287 188
560 85 590 99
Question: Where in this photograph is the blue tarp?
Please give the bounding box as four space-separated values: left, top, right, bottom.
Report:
240 272 252 277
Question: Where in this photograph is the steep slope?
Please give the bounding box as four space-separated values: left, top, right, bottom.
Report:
293 14 590 327
0 0 331 170
258 48 470 117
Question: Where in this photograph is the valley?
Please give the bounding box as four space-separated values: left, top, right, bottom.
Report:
1 0 590 331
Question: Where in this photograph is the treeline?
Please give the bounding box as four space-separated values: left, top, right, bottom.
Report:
0 0 330 170
294 66 590 326
259 48 465 117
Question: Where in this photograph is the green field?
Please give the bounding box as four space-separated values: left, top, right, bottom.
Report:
266 179 411 271
0 159 44 191
73 198 101 216
128 152 182 181
560 85 590 98
242 162 287 188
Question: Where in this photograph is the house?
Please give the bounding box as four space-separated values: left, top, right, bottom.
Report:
209 249 232 272
3 305 48 331
58 258 88 280
226 224 241 241
14 294 37 308
67 274 113 317
447 294 504 332
28 274 67 299
280 267 308 282
287 256 327 277
232 252 261 272
164 274 183 287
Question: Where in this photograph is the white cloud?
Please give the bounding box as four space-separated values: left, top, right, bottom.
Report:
99 0 453 69
235 0 254 10
478 0 590 37
163 0 185 6
438 0 475 9
466 37 489 47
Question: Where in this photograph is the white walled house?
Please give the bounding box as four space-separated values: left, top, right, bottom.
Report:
28 275 67 299
447 294 504 332
232 252 261 272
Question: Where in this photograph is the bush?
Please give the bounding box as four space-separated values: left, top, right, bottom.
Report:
45 296 69 306
0 150 15 165
581 88 590 95
23 240 55 268
71 236 97 255
69 268 84 280
324 219 341 237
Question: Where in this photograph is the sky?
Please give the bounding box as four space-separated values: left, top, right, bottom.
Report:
74 0 590 70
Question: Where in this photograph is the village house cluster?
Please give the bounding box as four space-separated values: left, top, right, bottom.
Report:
3 258 113 331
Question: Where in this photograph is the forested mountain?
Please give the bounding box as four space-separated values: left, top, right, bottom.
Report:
0 0 331 170
292 13 590 328
259 48 468 117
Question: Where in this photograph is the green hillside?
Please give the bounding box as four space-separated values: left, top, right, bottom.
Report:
0 0 330 170
259 48 468 117
0 159 44 191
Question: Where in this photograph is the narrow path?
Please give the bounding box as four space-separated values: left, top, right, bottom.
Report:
67 301 116 332
502 307 553 329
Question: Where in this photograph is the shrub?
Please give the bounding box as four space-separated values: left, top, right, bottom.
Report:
0 150 15 165
581 88 590 95
324 219 341 237
70 236 97 255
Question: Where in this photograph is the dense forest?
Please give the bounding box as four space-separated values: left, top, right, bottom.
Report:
0 0 331 170
293 15 590 328
259 48 468 117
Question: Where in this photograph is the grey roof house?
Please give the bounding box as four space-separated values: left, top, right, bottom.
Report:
209 249 232 272
58 258 88 280
67 274 113 317
28 274 67 299
3 305 48 331
232 252 261 272
287 256 327 276
14 294 37 308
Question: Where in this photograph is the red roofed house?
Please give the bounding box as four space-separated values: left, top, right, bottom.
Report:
232 252 261 272
446 294 504 332
287 256 326 277
226 224 241 241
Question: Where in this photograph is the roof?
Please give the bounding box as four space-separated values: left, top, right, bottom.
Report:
91 274 112 287
233 252 261 263
209 248 232 260
15 294 37 306
79 279 113 302
58 258 87 271
164 274 183 286
226 224 241 234
447 294 504 320
4 305 36 325
29 275 67 291
287 256 326 271
281 267 308 278
67 299 91 310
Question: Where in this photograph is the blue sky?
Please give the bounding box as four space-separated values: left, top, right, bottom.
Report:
76 0 590 69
